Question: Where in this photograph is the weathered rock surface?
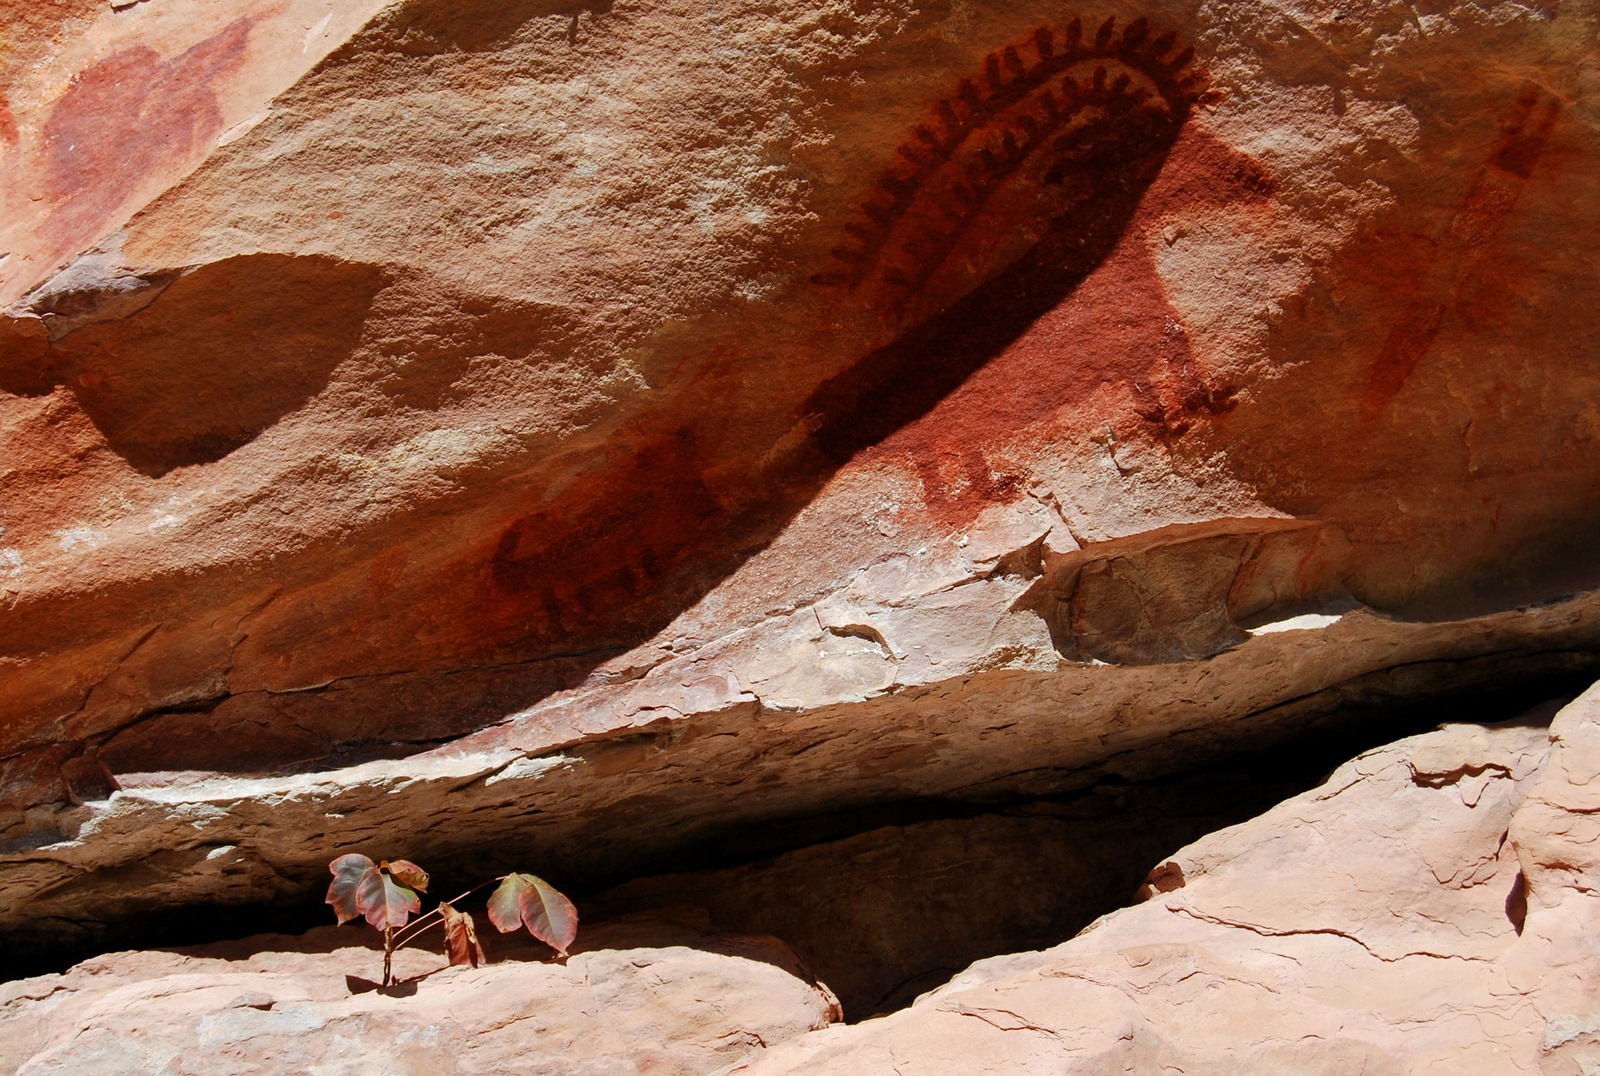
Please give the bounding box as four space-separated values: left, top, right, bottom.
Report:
0 915 839 1075
729 689 1600 1074
586 733 1481 1019
2 0 1599 983
5 589 1597 967
0 0 390 311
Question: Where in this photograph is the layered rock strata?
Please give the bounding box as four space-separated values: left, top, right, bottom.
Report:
2 0 1598 975
4 685 1594 1074
5 584 1598 965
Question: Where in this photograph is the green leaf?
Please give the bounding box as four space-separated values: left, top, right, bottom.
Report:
487 873 578 957
355 866 420 930
326 854 377 926
381 859 429 892
440 902 486 968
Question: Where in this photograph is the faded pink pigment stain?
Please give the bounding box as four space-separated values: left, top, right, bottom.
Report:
1361 84 1563 416
29 14 261 283
0 93 17 147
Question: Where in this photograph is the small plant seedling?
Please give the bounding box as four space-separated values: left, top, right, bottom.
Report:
326 854 578 987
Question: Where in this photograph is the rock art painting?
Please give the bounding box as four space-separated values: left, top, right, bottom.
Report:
1362 83 1564 417
475 19 1224 658
812 120 1276 532
1 1 1598 1071
815 18 1212 321
33 16 260 287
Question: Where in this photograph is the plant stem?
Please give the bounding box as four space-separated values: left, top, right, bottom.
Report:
390 908 443 951
399 918 445 946
391 878 501 952
383 925 394 988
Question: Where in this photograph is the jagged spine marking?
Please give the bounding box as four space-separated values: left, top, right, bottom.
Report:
815 17 1212 308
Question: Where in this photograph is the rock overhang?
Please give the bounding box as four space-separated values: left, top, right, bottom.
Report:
1 0 1598 976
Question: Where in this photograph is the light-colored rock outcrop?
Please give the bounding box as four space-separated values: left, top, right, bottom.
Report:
7 691 1594 1075
731 689 1600 1075
0 915 840 1075
5 588 1596 964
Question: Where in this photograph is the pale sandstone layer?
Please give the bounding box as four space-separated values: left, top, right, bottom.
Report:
1 0 1598 990
0 915 840 1075
730 687 1600 1075
4 587 1596 959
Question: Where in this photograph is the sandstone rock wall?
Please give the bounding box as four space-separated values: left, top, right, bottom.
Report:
3 684 1594 1074
1 0 1598 996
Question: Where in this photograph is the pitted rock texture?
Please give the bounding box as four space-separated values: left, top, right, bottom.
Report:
0 915 840 1076
728 689 1600 1075
1 0 1599 972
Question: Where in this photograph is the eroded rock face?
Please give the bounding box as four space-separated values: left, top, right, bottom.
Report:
4 590 1597 967
1 0 1598 972
730 690 1600 1074
0 915 839 1075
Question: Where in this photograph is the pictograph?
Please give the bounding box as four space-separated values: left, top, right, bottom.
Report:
815 17 1214 325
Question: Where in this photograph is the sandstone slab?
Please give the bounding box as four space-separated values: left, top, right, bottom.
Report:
730 688 1600 1074
0 915 839 1075
4 583 1597 969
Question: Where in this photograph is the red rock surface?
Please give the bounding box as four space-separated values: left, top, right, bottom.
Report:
2 0 1596 773
0 0 389 305
0 0 1598 1033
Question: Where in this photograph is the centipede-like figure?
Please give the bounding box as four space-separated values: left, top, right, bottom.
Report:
815 16 1212 326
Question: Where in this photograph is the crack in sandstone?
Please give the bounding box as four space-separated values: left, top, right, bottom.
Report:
1170 906 1497 964
953 1005 1065 1037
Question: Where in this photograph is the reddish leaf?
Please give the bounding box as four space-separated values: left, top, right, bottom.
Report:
480 871 518 935
487 873 579 956
485 874 522 934
381 859 429 892
355 866 420 930
439 902 486 968
327 854 377 926
518 877 579 956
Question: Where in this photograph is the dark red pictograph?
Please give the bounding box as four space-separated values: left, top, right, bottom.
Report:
815 17 1213 323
